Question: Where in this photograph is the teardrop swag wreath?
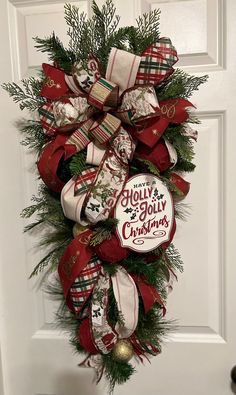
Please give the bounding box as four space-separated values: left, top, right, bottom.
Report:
3 1 207 391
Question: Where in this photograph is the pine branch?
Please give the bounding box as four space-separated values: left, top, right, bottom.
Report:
172 158 196 173
136 305 175 346
64 3 93 65
16 119 47 153
69 150 87 176
90 218 119 246
102 353 135 393
164 243 184 273
164 126 195 162
157 69 208 100
174 202 190 221
135 9 161 53
34 33 76 73
2 77 45 111
29 243 66 278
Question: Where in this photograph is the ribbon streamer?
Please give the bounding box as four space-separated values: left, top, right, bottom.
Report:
84 128 135 224
111 266 139 338
58 229 94 312
91 270 118 354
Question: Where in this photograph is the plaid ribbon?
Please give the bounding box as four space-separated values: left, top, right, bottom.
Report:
39 103 57 136
70 255 101 316
136 37 178 86
74 167 97 195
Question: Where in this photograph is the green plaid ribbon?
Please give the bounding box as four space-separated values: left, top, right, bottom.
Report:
39 103 57 136
69 255 101 316
136 37 178 86
74 167 97 196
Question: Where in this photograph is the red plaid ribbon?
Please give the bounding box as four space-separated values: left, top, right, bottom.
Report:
70 255 101 316
74 167 97 195
136 37 178 86
39 103 57 136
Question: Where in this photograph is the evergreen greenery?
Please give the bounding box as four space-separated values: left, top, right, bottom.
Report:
2 0 207 390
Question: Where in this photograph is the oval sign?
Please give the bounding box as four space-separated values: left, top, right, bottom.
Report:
115 174 174 253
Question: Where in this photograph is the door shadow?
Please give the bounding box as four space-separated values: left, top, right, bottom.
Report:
231 382 236 394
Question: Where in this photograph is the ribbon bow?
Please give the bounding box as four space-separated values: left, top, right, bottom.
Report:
37 37 180 192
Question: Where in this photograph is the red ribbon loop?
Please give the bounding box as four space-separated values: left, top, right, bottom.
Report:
58 230 94 312
136 98 195 148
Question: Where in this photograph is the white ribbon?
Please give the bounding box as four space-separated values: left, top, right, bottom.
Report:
164 138 178 167
91 270 118 354
86 141 106 166
106 48 141 94
60 176 89 226
111 266 139 339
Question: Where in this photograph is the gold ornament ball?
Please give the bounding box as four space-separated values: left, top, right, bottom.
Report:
73 223 87 238
112 340 134 363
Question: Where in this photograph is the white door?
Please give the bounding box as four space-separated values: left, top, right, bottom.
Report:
0 1 236 394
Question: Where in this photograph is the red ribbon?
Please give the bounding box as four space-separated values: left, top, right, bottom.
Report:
137 98 195 148
170 172 190 196
40 63 70 99
58 229 93 311
37 134 77 193
79 318 99 354
132 275 166 315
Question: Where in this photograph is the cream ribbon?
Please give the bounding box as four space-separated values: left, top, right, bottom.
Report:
106 48 141 94
111 266 139 339
60 176 89 226
86 141 106 166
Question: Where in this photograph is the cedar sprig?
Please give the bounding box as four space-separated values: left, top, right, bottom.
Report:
34 32 76 73
2 77 45 111
16 119 47 153
157 69 208 100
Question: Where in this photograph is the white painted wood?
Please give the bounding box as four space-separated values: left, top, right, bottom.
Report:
0 0 236 394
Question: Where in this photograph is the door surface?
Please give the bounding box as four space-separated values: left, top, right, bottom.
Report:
0 1 236 395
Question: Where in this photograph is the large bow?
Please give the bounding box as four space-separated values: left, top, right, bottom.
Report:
37 37 180 194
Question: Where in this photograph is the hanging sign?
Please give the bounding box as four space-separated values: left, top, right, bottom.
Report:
115 174 174 253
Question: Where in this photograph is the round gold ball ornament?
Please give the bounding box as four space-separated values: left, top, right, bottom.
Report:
112 340 134 363
72 223 88 238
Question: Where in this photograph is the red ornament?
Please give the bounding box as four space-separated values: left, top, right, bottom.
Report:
94 234 130 263
135 139 172 172
41 63 70 100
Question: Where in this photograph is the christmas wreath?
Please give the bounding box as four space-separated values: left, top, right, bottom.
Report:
3 1 207 391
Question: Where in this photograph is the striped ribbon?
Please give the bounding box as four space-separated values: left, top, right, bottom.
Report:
88 78 119 110
111 266 139 339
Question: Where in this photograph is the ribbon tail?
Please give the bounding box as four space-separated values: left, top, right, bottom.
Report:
79 354 104 384
91 269 118 353
111 266 139 338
